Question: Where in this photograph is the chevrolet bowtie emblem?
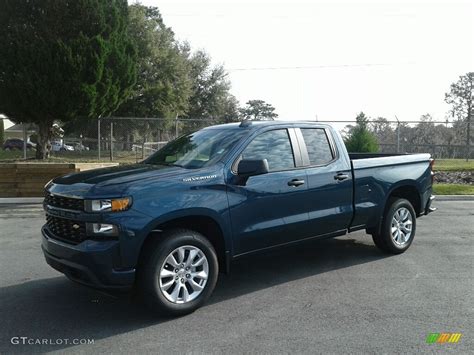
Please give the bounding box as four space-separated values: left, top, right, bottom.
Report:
72 224 80 230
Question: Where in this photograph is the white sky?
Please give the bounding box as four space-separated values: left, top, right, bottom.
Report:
135 0 473 122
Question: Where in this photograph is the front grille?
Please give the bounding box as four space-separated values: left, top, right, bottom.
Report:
44 192 84 211
46 215 87 244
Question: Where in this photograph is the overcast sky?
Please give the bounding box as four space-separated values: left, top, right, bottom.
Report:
136 0 473 123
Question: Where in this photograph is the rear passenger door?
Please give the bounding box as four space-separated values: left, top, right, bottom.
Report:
297 127 353 237
227 128 311 255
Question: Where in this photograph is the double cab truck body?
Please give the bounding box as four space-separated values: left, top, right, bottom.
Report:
42 121 435 314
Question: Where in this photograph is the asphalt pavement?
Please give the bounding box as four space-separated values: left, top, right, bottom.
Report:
0 201 472 354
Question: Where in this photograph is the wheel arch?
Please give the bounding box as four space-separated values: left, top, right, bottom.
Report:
369 182 421 236
386 183 422 216
138 210 232 274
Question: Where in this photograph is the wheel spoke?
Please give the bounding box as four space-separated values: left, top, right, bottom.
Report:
189 279 204 292
394 210 401 221
402 209 409 222
170 283 182 302
177 247 186 264
160 268 175 278
393 229 399 242
400 229 407 243
181 285 190 302
192 270 208 280
192 255 206 267
401 225 411 234
186 249 198 267
161 278 175 291
166 254 179 268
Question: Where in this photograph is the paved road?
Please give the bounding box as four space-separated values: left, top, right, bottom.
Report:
0 201 472 354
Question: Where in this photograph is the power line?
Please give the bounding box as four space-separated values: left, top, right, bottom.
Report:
228 62 407 72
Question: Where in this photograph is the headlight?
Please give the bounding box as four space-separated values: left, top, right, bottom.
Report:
85 197 132 212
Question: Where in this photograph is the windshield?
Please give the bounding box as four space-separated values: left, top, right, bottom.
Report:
144 128 246 169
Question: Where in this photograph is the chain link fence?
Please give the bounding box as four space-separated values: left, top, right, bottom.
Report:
2 117 472 162
63 117 220 162
318 119 472 160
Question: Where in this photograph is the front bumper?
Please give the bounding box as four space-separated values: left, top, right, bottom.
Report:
41 226 135 290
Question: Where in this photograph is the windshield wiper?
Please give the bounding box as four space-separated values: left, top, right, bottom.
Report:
154 162 185 168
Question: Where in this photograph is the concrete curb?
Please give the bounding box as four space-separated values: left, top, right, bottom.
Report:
0 195 473 205
0 197 44 204
435 195 474 201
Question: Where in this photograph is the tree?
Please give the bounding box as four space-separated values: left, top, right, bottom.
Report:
239 100 278 120
184 50 239 123
344 112 379 153
370 117 395 146
115 5 192 133
0 0 137 158
445 72 473 161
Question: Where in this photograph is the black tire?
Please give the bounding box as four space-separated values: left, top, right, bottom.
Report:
137 229 219 316
372 197 416 254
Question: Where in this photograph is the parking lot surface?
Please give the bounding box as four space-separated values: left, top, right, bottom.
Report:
0 200 472 353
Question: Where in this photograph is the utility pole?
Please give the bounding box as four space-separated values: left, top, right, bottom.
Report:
22 123 27 159
467 104 471 162
395 115 400 153
109 121 114 162
97 118 101 161
175 114 179 139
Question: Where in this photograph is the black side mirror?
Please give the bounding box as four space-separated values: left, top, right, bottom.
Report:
237 159 269 177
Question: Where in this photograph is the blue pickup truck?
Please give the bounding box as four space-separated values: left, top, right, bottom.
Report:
42 121 436 315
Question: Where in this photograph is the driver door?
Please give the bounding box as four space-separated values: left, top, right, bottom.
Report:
227 128 310 255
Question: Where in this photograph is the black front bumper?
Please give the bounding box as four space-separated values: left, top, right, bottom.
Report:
42 226 135 291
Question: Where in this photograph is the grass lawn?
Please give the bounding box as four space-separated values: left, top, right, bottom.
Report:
434 159 474 171
433 183 474 195
0 149 140 163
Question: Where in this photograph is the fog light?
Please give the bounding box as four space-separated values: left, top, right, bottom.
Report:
86 223 118 237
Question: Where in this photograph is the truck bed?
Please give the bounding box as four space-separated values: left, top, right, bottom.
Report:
348 153 432 230
350 153 431 169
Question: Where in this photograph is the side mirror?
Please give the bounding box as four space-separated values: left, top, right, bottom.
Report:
237 159 269 177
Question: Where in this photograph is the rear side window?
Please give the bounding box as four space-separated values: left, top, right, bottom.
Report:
301 128 334 165
242 129 295 171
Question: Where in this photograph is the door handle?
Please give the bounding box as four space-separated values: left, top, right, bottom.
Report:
288 179 305 187
334 173 349 181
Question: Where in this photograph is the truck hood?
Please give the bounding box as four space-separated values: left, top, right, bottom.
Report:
48 163 224 199
53 164 183 186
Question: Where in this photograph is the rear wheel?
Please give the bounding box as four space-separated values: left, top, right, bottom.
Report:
137 229 219 316
372 198 416 254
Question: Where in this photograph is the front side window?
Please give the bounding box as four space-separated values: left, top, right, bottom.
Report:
301 128 334 165
241 129 295 172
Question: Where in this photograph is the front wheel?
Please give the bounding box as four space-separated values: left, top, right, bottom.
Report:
137 229 219 316
372 198 416 254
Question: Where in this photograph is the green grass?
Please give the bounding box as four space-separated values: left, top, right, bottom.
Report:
434 159 474 171
433 183 474 195
0 149 139 163
0 149 36 161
